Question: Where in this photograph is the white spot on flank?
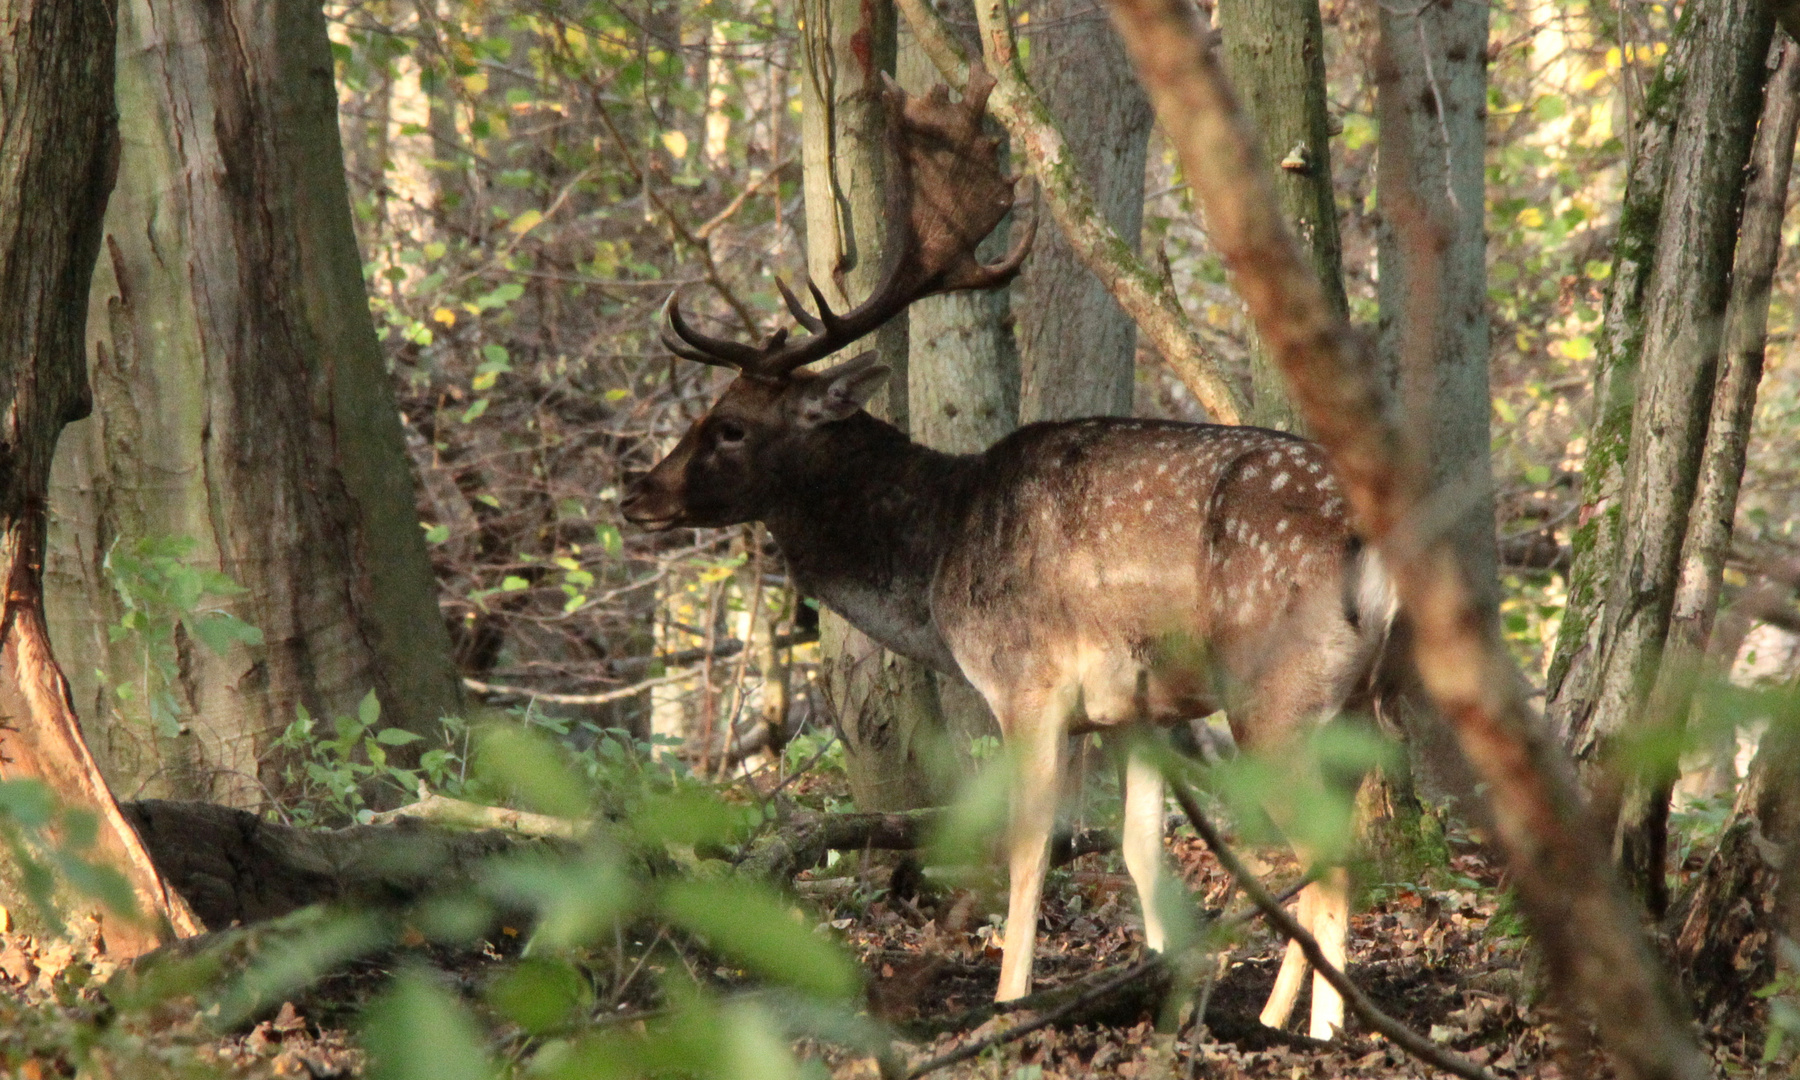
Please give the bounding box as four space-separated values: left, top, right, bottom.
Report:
1288 535 1304 552
1244 465 1261 480
1133 479 1146 493
1306 461 1322 474
1272 471 1290 491
1157 462 1169 475
1144 500 1156 513
1276 519 1290 533
1267 451 1284 465
1323 497 1343 516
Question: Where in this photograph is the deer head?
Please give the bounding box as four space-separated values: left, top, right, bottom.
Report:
621 69 1034 531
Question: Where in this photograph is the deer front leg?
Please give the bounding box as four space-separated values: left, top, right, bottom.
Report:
1122 742 1168 953
996 702 1068 1002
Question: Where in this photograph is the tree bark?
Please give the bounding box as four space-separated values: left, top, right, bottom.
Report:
1373 0 1495 603
801 0 950 811
1217 0 1347 431
1625 34 1800 917
0 0 202 954
1100 2 1711 1075
1545 0 1775 905
43 0 465 806
1013 0 1154 422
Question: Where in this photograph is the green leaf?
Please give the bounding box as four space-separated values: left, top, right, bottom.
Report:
424 524 451 545
460 398 491 424
486 956 593 1035
0 779 56 828
362 968 498 1080
359 690 383 728
187 611 264 656
661 879 859 999
474 281 525 311
376 728 425 746
474 724 590 818
500 575 530 592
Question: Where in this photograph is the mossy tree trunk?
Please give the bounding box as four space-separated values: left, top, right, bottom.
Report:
43 0 465 807
1013 0 1154 423
0 0 202 952
1217 0 1347 432
1544 0 1775 908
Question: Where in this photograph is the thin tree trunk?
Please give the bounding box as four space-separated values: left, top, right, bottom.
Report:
801 0 949 810
1217 0 1347 431
1373 0 1495 603
0 0 202 953
1545 28 1690 746
1624 34 1800 917
1014 0 1154 422
1546 0 1775 907
45 0 465 806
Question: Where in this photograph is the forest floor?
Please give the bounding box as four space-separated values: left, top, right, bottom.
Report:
0 783 1771 1078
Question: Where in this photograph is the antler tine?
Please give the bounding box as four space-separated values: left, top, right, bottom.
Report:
662 292 765 369
775 277 825 333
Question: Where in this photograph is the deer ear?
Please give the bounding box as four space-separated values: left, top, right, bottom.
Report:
797 352 891 427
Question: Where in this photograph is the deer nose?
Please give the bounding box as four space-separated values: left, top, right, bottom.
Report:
619 479 671 527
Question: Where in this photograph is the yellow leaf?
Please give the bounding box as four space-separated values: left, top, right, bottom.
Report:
1516 207 1545 228
1604 46 1622 71
432 307 457 327
661 129 689 160
1724 567 1748 587
464 71 489 95
472 370 498 391
509 208 544 236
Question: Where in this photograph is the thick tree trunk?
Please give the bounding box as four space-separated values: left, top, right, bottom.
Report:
1217 0 1347 431
1625 35 1800 916
1373 0 1495 603
0 0 202 954
43 0 465 806
1013 0 1154 423
1546 0 1775 906
801 0 946 810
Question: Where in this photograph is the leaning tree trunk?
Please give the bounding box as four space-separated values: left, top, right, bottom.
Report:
800 0 947 810
1373 0 1495 603
1013 0 1154 423
1545 0 1775 906
0 0 202 953
1216 0 1348 432
1630 33 1800 917
43 0 465 806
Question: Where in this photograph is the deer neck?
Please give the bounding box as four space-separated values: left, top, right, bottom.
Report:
762 413 974 675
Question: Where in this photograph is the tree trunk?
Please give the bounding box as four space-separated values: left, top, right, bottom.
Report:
1546 0 1775 905
0 0 202 954
43 0 465 806
1014 0 1154 423
800 0 945 810
1626 34 1800 917
1373 0 1495 603
1217 0 1347 431
1544 28 1689 749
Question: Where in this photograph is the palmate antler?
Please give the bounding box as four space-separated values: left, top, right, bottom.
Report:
662 66 1036 379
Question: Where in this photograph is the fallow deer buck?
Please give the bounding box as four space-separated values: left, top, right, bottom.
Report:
622 70 1395 1040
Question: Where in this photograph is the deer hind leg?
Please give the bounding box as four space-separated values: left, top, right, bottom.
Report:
1121 741 1168 953
1306 865 1350 1039
995 691 1070 1002
1258 879 1315 1030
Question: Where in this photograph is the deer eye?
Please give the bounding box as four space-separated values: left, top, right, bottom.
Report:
713 420 747 446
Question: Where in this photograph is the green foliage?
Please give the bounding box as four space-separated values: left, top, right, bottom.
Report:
0 779 140 937
271 691 426 826
103 536 264 737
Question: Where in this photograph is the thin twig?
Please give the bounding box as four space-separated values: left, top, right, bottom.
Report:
463 668 701 706
1166 776 1500 1080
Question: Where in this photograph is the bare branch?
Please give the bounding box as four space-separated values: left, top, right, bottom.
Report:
1099 3 1710 1078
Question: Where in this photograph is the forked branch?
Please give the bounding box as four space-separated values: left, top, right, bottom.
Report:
662 69 1035 378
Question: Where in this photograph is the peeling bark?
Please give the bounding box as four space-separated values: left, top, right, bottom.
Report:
0 0 201 954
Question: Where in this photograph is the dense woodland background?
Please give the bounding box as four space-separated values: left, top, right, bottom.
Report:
1 0 1799 1077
